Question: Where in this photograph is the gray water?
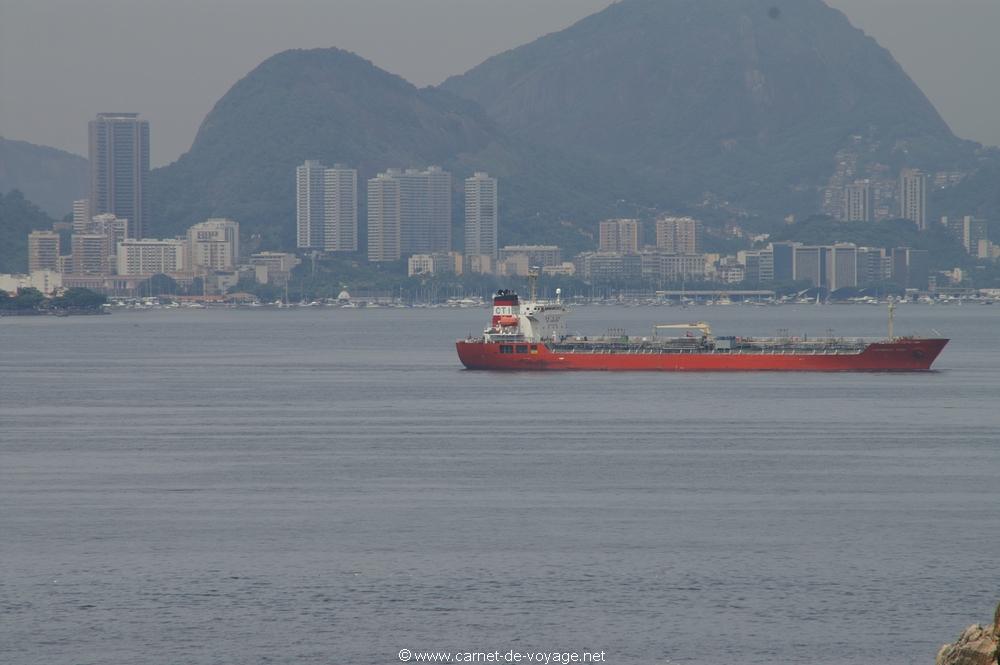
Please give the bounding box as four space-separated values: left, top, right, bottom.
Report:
2 304 999 665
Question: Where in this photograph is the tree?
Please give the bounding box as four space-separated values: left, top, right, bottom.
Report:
50 288 107 311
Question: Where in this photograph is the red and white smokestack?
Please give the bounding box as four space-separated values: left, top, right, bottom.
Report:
492 290 520 328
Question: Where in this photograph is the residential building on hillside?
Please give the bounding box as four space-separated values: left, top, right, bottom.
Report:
599 219 640 253
899 169 928 229
843 181 873 222
655 216 702 254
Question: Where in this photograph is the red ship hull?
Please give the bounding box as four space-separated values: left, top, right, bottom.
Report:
456 338 948 372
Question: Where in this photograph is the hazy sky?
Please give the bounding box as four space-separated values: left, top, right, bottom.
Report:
1 0 998 166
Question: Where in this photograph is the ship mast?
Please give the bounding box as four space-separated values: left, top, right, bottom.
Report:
528 267 540 302
888 301 896 341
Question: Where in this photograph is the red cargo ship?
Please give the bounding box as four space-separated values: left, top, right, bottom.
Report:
456 289 948 372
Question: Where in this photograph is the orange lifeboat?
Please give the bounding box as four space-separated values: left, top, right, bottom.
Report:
497 315 520 327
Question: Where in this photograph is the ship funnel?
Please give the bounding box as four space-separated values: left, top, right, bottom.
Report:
492 290 520 328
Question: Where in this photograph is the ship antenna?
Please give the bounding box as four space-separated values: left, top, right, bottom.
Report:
888 300 896 341
528 267 540 302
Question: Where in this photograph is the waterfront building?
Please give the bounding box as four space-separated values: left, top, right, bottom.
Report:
407 252 462 277
466 254 494 275
843 181 873 222
899 169 928 229
891 247 930 290
116 238 187 275
825 244 859 291
0 270 63 296
599 219 640 253
71 233 113 275
27 231 60 273
367 172 401 262
737 249 775 283
89 112 150 239
856 247 891 284
575 252 644 282
464 172 498 260
498 245 562 268
793 246 825 288
187 218 239 271
249 252 301 285
655 216 702 254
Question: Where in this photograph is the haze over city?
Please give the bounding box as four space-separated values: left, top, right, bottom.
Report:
2 0 999 165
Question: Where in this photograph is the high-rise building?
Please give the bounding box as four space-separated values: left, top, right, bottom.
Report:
899 169 928 229
843 181 873 222
296 160 326 250
942 216 989 255
737 249 774 283
398 166 452 256
28 231 60 273
89 113 150 239
771 242 796 282
369 167 452 260
856 247 890 284
71 234 111 275
324 165 358 252
367 173 401 262
825 244 858 291
655 216 702 254
187 218 240 271
72 199 91 233
793 246 825 288
599 219 640 253
464 172 498 260
297 161 359 252
116 238 186 275
891 248 929 290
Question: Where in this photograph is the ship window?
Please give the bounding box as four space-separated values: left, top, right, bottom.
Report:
500 345 514 354
530 345 538 351
516 345 529 354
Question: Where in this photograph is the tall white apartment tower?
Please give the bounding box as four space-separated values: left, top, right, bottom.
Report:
296 160 358 252
367 173 401 262
297 160 326 250
464 172 498 259
899 169 928 229
324 165 358 252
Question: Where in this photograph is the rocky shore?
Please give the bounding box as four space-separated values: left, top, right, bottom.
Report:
937 604 1000 665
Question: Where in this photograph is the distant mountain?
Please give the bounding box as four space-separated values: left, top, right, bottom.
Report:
150 48 620 251
0 137 87 218
0 190 56 274
442 0 977 216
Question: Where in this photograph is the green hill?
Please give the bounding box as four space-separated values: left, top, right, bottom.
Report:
0 190 57 274
442 0 977 216
149 48 624 253
0 137 88 218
